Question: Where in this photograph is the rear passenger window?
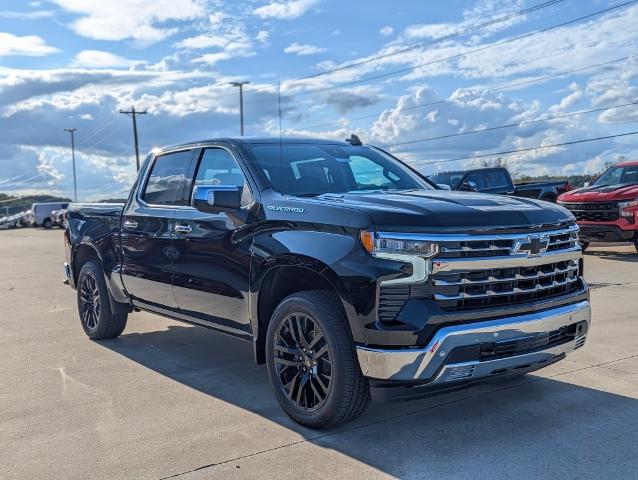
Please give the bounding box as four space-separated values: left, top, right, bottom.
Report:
487 170 510 188
194 148 253 207
142 150 193 206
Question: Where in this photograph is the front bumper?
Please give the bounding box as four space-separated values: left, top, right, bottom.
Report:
357 300 590 386
578 224 636 242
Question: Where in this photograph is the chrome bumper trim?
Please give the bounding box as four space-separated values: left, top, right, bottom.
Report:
357 300 590 382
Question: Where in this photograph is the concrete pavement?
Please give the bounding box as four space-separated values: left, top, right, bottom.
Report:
1 229 637 479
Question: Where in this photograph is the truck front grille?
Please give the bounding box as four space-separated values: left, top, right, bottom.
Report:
377 225 583 321
432 259 580 311
560 202 619 222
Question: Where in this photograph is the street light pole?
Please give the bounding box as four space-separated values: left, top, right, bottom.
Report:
229 81 250 136
64 128 78 202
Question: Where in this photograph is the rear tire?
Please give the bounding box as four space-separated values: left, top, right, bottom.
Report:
265 290 370 429
77 261 127 340
42 218 52 229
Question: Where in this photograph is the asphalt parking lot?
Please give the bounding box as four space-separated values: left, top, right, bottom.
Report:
1 228 637 480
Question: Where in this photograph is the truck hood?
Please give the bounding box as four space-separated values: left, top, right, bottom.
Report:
559 183 638 202
318 190 574 232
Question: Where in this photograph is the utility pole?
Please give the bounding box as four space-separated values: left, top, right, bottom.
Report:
120 106 147 171
229 81 250 136
64 128 78 202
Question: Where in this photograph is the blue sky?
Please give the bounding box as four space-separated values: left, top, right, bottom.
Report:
1 0 637 200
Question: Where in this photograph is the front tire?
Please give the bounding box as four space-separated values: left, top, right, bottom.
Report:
580 241 589 252
265 290 370 429
42 218 52 229
77 261 127 340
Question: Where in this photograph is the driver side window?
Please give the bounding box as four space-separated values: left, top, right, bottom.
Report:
194 148 253 207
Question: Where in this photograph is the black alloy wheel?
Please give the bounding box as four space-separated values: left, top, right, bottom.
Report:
265 291 370 429
79 270 101 333
76 261 128 340
273 312 332 411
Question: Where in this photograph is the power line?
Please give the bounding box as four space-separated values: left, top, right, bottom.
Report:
295 53 636 132
410 130 638 166
289 0 566 84
75 116 117 148
120 106 147 171
247 0 637 105
220 0 565 102
383 100 638 148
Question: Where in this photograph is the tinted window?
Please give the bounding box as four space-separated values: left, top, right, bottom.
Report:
429 171 464 188
244 144 429 196
465 172 489 190
194 148 252 207
487 170 510 188
593 165 638 187
142 151 192 206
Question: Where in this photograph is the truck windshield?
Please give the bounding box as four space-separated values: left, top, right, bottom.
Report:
243 143 432 196
428 171 464 189
592 165 638 187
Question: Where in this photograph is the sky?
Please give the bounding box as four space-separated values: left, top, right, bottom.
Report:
0 0 637 200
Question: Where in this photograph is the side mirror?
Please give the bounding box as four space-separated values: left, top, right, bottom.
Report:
436 183 452 191
192 184 241 213
461 180 478 192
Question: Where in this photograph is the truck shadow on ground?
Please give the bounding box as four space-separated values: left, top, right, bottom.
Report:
101 324 638 478
585 250 638 263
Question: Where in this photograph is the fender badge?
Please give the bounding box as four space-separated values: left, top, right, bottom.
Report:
266 205 305 213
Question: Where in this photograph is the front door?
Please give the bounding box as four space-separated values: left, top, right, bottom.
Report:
171 146 257 335
120 149 195 309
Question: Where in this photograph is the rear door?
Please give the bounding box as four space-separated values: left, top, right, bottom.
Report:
120 149 195 309
171 145 257 335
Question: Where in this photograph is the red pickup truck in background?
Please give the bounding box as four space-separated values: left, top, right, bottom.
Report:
558 161 638 252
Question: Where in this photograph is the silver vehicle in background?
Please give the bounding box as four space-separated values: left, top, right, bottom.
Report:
31 202 69 229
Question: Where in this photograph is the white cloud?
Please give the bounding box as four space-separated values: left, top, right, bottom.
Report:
253 0 319 20
0 10 54 19
284 42 326 56
380 26 394 37
0 32 59 57
256 30 270 45
51 0 206 44
71 50 139 68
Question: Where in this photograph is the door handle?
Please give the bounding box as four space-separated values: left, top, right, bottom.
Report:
174 225 192 234
123 219 138 230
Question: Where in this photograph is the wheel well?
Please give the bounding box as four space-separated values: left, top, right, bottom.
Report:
73 245 100 284
541 192 557 202
254 265 340 364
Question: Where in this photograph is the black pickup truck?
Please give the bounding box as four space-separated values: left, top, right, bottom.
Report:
64 137 590 428
429 167 572 202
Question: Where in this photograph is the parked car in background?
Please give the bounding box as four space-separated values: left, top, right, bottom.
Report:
1 213 22 229
429 167 572 202
50 209 67 228
31 202 69 228
64 137 589 428
558 160 638 251
22 210 34 226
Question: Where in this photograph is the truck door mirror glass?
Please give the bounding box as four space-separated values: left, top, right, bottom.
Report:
436 183 452 190
192 184 241 213
461 180 478 192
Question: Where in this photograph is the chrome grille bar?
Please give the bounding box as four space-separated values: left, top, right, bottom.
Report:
433 261 579 286
433 276 579 301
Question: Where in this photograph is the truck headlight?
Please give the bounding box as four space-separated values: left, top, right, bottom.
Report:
618 199 638 219
360 230 439 285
